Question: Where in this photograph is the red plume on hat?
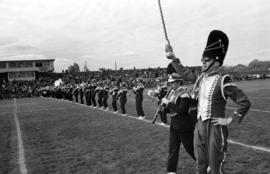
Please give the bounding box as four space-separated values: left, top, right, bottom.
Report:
202 30 229 66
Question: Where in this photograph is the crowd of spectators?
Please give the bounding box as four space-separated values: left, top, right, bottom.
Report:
60 68 169 88
0 67 268 100
0 77 54 99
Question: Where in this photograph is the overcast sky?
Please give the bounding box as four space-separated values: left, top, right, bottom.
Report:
0 0 270 72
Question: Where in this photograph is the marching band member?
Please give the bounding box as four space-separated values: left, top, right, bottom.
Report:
156 79 168 125
165 30 251 174
79 83 85 104
68 84 73 101
117 82 128 116
110 82 119 113
95 81 104 109
90 79 97 108
102 83 110 111
132 78 145 119
161 73 196 174
192 30 251 174
85 83 92 106
72 85 79 103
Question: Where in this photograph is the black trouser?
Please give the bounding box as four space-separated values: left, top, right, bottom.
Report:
85 92 89 105
88 94 92 105
112 97 118 111
120 98 126 114
91 95 96 106
102 96 108 108
74 95 78 103
69 93 73 101
159 110 167 124
85 93 92 106
98 96 103 107
194 119 228 174
80 94 84 104
167 128 196 173
135 97 144 116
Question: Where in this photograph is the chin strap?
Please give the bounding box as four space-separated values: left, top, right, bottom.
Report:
203 60 216 73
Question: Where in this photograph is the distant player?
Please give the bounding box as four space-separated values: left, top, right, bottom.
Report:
132 78 145 119
102 83 109 110
110 82 119 113
117 82 128 116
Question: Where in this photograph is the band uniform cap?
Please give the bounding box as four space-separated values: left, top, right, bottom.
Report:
202 30 229 66
167 73 183 83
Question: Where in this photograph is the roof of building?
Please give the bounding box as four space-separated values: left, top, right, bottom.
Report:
0 55 55 62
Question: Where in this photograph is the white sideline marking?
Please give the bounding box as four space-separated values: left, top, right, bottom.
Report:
227 140 270 153
13 98 28 174
46 98 270 153
0 102 54 108
1 107 79 115
227 107 270 114
249 97 270 100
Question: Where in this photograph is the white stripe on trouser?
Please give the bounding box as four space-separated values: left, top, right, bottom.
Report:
219 126 226 174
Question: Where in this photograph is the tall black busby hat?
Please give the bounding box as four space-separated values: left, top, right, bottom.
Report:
202 30 229 66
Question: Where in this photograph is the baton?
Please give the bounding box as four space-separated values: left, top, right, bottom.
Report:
158 0 175 59
158 0 171 46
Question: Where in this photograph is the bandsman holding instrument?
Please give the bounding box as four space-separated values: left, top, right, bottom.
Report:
102 83 110 111
132 78 145 119
110 81 119 113
117 82 128 116
161 73 196 174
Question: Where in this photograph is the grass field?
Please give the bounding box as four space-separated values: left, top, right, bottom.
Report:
0 79 270 174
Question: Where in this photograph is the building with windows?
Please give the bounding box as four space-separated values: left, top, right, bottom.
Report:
0 57 55 82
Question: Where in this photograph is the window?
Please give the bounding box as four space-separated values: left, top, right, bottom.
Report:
18 62 24 68
43 61 50 67
24 62 33 67
0 62 6 69
35 62 42 67
9 62 17 68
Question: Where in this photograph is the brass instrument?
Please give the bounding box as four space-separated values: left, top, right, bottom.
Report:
151 88 172 124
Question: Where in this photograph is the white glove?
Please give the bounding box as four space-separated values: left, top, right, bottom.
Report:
147 90 153 97
165 44 176 60
211 117 233 126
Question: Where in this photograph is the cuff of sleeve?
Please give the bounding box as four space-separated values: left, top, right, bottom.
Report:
234 111 242 117
172 58 181 64
234 111 243 123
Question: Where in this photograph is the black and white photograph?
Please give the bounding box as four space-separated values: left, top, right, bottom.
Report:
0 0 269 173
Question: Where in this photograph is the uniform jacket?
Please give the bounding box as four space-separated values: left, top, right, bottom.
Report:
165 87 195 132
193 72 251 123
